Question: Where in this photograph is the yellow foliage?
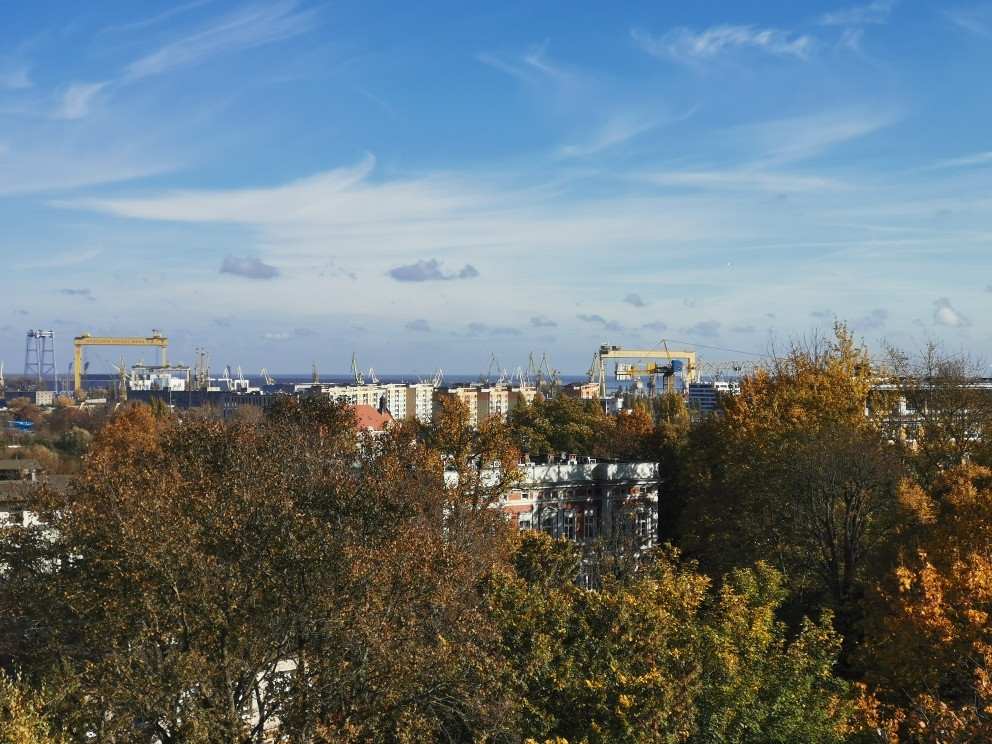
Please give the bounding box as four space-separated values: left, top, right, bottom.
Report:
895 478 937 525
0 676 65 744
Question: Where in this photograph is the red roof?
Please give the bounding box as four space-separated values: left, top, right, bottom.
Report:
349 404 394 432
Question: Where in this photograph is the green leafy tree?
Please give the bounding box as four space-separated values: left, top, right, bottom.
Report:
54 427 91 457
489 534 851 744
693 564 850 744
508 394 612 456
488 534 706 744
649 393 693 544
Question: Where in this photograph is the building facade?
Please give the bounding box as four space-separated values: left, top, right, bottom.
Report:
501 454 659 550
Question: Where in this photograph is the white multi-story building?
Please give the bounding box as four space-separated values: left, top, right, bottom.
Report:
405 383 435 422
688 380 740 415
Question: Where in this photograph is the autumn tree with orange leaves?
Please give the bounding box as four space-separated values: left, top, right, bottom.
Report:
0 398 516 743
680 323 904 634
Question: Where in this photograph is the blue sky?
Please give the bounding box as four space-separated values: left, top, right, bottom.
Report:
2 0 992 377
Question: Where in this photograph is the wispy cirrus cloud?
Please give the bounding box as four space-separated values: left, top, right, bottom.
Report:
98 0 215 37
637 167 839 192
124 1 315 82
820 0 898 27
221 255 279 279
632 25 813 61
63 156 495 225
387 259 478 282
57 82 108 119
557 114 661 158
931 151 992 170
476 40 567 85
750 109 893 165
946 5 992 38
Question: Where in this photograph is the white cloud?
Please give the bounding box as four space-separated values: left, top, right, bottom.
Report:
63 155 495 226
57 82 108 119
931 151 992 170
476 40 567 85
820 0 898 27
946 6 992 38
638 167 839 192
934 298 971 327
557 114 661 158
124 1 315 82
633 25 813 61
751 110 893 165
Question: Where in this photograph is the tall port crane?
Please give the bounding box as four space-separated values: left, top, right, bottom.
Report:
589 341 697 398
351 353 379 385
479 354 508 385
74 330 167 395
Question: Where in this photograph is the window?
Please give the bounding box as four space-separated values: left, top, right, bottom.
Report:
517 513 532 532
563 509 576 541
539 507 559 538
583 507 597 541
636 507 651 540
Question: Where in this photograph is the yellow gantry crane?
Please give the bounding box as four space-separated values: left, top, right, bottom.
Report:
590 341 697 398
74 329 168 395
